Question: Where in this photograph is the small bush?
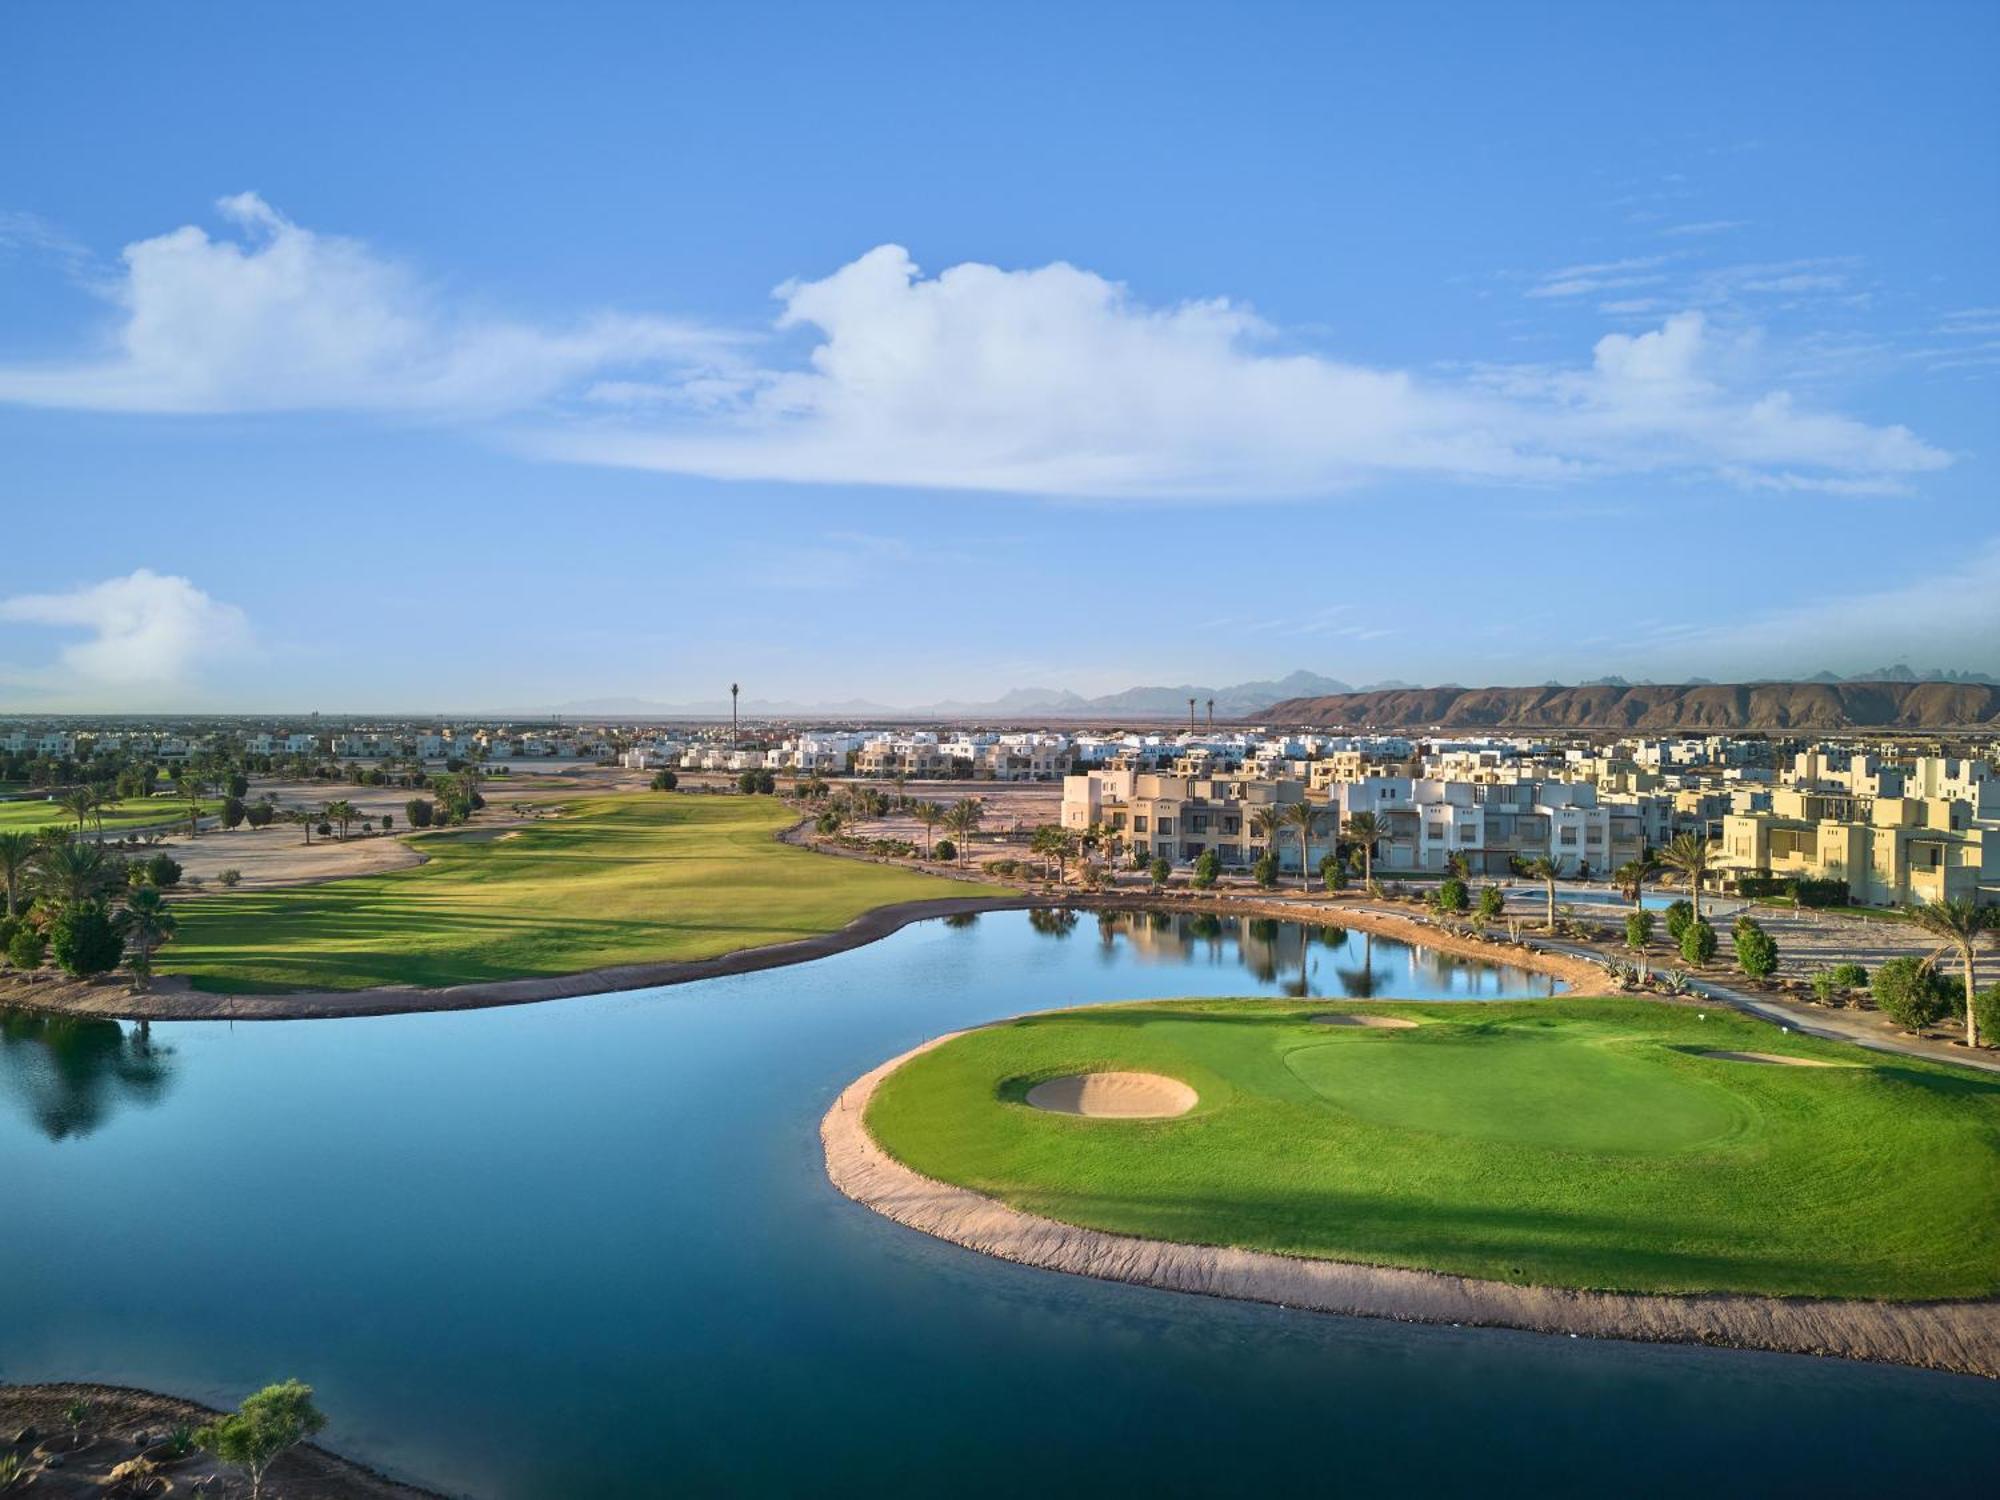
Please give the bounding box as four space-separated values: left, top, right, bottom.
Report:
1252 854 1279 889
1679 918 1718 967
1476 885 1505 922
50 904 122 978
1872 956 1953 1032
405 798 435 828
145 852 183 888
933 838 957 862
1150 856 1171 887
650 770 679 791
1625 910 1655 950
1192 850 1220 890
1664 900 1695 944
1732 916 1779 979
219 868 242 888
1318 853 1346 892
7 925 47 970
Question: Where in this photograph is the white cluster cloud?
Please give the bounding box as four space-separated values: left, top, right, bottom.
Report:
0 569 250 691
0 199 1955 500
0 193 719 415
553 247 1950 499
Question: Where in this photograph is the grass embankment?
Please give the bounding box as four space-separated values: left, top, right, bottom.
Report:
165 794 979 993
0 796 220 833
867 998 2000 1299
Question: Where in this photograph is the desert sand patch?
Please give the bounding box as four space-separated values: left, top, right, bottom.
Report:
1025 1072 1197 1118
1310 1014 1420 1029
1700 1050 1843 1068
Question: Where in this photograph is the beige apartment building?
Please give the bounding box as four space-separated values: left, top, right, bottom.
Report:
1721 787 2000 907
1062 769 1319 869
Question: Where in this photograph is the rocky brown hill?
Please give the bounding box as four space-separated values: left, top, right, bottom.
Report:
1261 681 2000 731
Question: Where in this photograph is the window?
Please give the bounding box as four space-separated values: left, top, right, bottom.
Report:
1158 818 1175 835
1133 816 1148 832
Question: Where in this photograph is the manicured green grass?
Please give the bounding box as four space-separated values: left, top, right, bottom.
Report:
867 997 2000 1299
164 794 979 993
0 796 219 833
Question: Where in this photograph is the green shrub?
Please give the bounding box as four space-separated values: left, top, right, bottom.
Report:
1433 876 1470 914
1476 885 1505 922
219 868 242 888
1679 918 1717 966
649 770 678 791
1150 856 1171 887
50 903 123 978
7 924 46 970
933 838 957 863
1829 961 1867 990
1732 916 1779 979
1624 909 1655 950
1251 854 1278 889
1318 853 1346 892
1192 850 1220 890
1664 899 1695 944
1872 957 1953 1032
144 851 183 888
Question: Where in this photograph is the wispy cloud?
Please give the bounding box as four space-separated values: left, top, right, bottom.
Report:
1660 220 1747 238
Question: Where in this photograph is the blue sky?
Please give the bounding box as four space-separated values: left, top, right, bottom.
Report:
2 0 1995 712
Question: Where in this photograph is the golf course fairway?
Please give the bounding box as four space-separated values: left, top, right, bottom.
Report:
163 793 979 993
863 998 2000 1300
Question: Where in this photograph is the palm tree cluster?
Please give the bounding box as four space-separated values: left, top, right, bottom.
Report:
0 827 182 988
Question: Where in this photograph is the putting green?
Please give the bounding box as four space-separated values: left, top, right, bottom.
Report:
1282 1032 1747 1152
866 998 2000 1298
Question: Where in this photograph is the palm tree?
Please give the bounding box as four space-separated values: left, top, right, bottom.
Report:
912 801 944 858
325 800 359 839
1657 833 1715 922
59 786 96 836
32 840 121 910
1343 812 1389 889
1517 854 1566 929
174 774 205 839
1907 898 1996 1050
0 831 34 917
120 885 178 991
1613 851 1660 910
944 798 984 867
1250 805 1283 871
1284 802 1320 892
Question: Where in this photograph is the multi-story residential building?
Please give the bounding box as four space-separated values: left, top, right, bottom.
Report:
1063 769 1315 869
1721 785 1999 907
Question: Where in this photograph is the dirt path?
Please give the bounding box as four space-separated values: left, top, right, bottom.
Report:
822 1033 2000 1379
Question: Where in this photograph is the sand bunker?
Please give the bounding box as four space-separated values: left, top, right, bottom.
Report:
1700 1050 1842 1068
1025 1072 1198 1118
1310 1014 1420 1030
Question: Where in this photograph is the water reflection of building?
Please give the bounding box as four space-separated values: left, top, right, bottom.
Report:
0 1011 176 1141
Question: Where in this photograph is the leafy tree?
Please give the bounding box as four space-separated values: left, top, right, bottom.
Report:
932 837 956 863
225 771 251 800
1871 956 1953 1033
120 884 178 990
221 797 247 830
1150 855 1170 888
50 902 123 978
7 924 46 970
1433 876 1469 914
1664 899 1695 945
196 1380 327 1500
1656 833 1716 922
650 770 679 792
1625 909 1655 951
0 830 33 917
1732 915 1779 979
380 812 394 831
145 851 183 889
245 802 275 829
1342 812 1388 888
1192 849 1220 889
1906 898 1997 1049
1319 852 1346 893
405 797 435 829
737 770 760 794
1476 884 1505 924
1678 917 1717 967
1252 853 1279 888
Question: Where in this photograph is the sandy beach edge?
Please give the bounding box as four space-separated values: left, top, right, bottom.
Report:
821 1031 2000 1379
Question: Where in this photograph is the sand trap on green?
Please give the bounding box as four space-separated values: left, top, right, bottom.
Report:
1701 1050 1846 1068
1025 1072 1198 1118
162 793 980 993
1308 1013 1418 1029
866 998 2000 1299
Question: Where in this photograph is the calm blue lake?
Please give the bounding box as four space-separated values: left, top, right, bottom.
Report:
2 910 1994 1497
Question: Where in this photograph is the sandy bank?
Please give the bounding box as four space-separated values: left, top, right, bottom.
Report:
0 1383 441 1498
823 1033 2000 1379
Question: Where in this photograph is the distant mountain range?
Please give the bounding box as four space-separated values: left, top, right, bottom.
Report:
1266 680 2000 732
536 665 1996 724
546 670 1377 721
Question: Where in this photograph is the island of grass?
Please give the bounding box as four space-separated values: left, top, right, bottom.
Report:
0 796 220 834
163 793 981 993
863 998 2000 1301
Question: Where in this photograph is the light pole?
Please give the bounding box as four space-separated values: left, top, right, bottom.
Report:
731 683 740 748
